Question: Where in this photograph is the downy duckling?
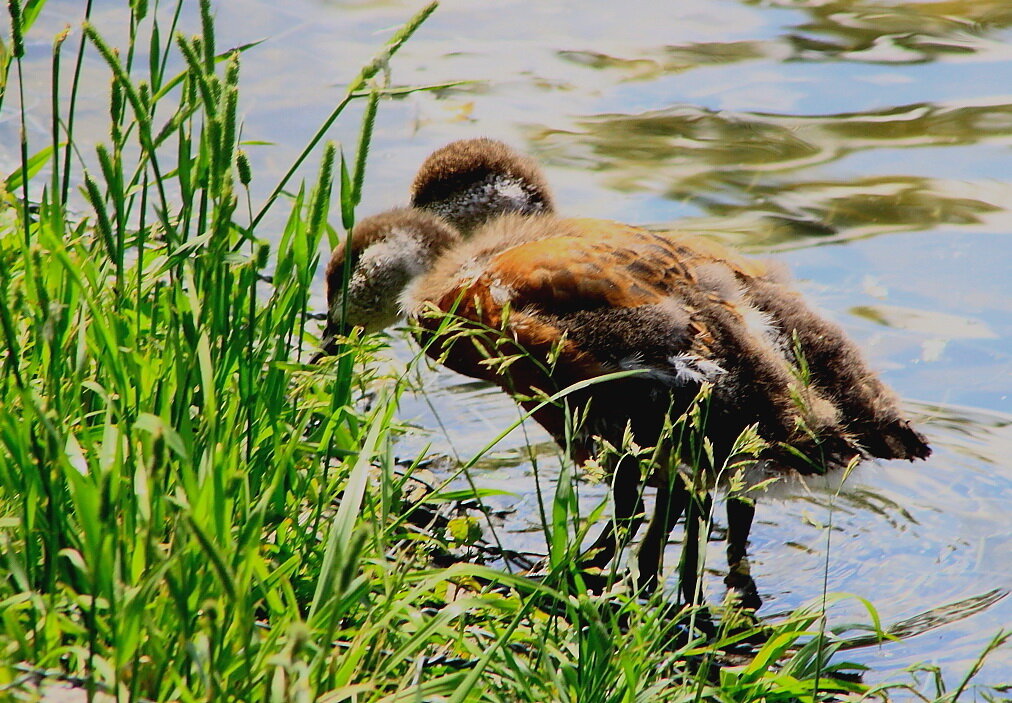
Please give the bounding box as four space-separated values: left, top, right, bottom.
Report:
319 141 931 607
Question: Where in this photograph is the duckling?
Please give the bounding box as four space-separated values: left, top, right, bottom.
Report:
411 140 931 465
319 142 931 607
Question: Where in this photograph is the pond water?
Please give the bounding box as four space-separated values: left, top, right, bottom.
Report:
14 0 1012 694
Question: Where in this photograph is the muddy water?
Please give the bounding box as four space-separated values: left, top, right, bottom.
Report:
17 0 1012 692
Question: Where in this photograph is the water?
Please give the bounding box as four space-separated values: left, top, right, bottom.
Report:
14 0 1012 693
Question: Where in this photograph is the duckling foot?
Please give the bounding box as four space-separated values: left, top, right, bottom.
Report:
723 571 762 612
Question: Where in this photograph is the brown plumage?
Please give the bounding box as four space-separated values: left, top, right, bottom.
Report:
405 212 927 472
319 139 930 607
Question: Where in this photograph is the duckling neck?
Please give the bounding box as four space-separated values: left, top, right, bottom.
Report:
346 229 453 333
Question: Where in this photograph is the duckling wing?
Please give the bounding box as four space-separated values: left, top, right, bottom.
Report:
415 225 712 381
419 221 920 467
411 225 740 454
413 224 813 442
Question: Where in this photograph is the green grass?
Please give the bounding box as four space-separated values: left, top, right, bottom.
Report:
0 1 1007 701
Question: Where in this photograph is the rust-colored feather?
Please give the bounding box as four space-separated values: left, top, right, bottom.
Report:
406 214 928 471
412 219 778 458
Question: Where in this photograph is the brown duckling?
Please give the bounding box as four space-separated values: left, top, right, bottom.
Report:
410 140 930 465
319 142 930 607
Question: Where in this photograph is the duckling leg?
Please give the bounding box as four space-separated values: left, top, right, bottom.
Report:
679 490 713 607
724 497 761 610
636 473 689 593
580 454 644 570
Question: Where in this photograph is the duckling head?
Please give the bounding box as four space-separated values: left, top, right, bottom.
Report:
319 208 461 353
410 138 554 235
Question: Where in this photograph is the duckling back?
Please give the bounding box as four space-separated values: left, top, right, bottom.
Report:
405 214 901 477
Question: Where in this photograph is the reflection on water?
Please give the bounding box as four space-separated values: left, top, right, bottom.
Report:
12 0 1012 692
777 0 1012 63
532 100 1012 248
850 304 997 339
560 0 1012 71
559 42 769 81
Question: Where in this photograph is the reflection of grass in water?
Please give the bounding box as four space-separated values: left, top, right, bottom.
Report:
555 0 1012 75
532 100 1012 248
865 588 1008 645
911 401 1012 437
904 400 1012 467
794 487 921 529
777 0 1012 63
558 41 769 82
